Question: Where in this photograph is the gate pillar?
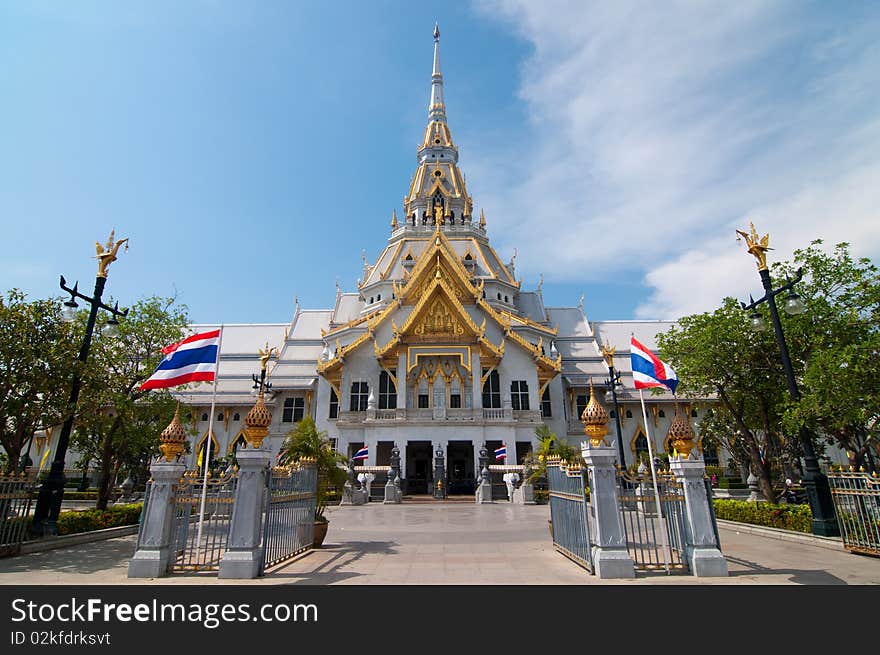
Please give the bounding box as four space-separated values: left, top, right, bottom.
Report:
128 459 185 578
385 447 402 504
581 443 635 579
475 445 493 504
218 448 271 579
669 458 728 577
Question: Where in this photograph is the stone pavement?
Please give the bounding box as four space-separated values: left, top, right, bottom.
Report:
1 503 878 584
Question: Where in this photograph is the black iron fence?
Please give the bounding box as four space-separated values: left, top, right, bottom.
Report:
546 459 593 572
616 469 689 572
0 473 36 558
260 463 318 573
828 468 880 557
166 470 238 573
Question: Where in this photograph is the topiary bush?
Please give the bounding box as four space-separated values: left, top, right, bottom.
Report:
54 503 143 536
713 499 812 533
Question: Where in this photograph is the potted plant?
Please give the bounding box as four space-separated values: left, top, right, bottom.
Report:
279 416 348 547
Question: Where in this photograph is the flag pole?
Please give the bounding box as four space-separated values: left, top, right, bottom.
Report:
638 388 672 574
195 325 223 564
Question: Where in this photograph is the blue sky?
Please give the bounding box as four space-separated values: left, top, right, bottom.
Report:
2 2 879 324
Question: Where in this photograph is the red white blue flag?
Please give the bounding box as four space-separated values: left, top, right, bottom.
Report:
630 336 678 394
494 445 507 461
140 329 221 390
353 445 369 460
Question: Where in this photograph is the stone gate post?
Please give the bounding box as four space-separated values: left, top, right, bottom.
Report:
581 442 635 579
475 445 493 504
669 458 728 577
666 406 727 577
218 447 271 579
384 446 402 503
127 459 185 578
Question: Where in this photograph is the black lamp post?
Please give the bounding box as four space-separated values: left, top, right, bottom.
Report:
736 223 839 537
600 345 627 468
31 232 129 536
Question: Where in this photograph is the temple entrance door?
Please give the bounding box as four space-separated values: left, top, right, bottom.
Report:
447 441 475 495
406 441 432 495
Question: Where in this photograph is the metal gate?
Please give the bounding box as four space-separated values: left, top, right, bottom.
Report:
616 469 689 572
828 468 880 556
260 462 318 573
0 473 36 558
547 459 593 572
167 470 237 572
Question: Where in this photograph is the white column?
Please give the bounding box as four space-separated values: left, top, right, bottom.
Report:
471 351 482 410
397 352 407 410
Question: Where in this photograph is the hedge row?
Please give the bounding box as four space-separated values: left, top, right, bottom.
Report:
55 504 143 536
713 499 812 533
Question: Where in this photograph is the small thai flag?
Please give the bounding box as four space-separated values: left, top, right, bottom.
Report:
494 445 506 461
140 329 221 390
353 445 369 461
630 336 678 394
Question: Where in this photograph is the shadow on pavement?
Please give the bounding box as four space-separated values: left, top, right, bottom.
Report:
0 536 135 576
267 540 398 585
725 555 847 585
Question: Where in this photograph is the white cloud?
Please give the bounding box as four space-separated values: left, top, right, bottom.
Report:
469 0 880 318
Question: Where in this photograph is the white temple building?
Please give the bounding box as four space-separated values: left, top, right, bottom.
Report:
173 27 717 493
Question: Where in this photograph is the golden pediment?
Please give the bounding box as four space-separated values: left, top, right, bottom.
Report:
413 296 466 339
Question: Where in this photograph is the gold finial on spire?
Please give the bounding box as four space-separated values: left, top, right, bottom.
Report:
581 381 609 447
95 229 128 278
735 221 773 271
159 402 187 461
433 201 444 226
666 404 696 459
391 208 398 230
600 344 616 369
479 208 486 229
258 343 277 373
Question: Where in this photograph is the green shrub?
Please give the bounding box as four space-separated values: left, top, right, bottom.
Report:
713 499 812 533
55 503 143 536
705 465 725 479
718 478 746 489
533 490 549 505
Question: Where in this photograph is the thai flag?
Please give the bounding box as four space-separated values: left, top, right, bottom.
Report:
494 445 506 461
140 329 221 390
630 336 678 394
353 445 369 460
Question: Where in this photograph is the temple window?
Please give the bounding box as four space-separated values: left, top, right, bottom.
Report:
329 388 339 419
350 381 369 412
481 369 501 408
511 380 530 410
282 397 305 423
541 388 552 418
379 370 397 410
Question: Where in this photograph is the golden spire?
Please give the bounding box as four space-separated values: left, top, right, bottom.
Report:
735 221 772 271
666 404 696 459
479 208 486 229
581 382 609 447
159 402 187 461
391 208 399 230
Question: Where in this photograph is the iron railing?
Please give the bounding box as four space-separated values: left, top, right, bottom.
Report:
616 469 688 572
168 470 237 573
546 459 593 572
828 468 880 557
260 463 317 573
0 473 36 558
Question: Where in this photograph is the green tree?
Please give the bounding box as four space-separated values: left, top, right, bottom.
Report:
73 296 189 509
280 416 348 522
0 290 79 473
524 424 579 484
774 242 880 472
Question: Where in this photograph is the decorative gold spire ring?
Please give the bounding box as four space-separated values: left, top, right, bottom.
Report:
581 382 609 447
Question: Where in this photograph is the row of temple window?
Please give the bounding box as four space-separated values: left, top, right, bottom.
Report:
199 381 697 424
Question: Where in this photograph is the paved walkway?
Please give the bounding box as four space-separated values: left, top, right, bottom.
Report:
1 504 878 584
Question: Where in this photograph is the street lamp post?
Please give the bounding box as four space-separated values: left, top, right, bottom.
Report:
31 231 129 536
736 223 839 537
600 345 627 468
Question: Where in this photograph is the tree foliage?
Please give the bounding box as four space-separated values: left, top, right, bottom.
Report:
0 290 79 473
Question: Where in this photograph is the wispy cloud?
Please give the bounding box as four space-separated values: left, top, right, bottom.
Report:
469 1 880 317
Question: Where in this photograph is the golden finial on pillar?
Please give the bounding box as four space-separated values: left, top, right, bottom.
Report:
244 393 272 448
666 404 696 459
159 402 187 461
581 382 609 447
735 222 772 271
95 229 129 278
